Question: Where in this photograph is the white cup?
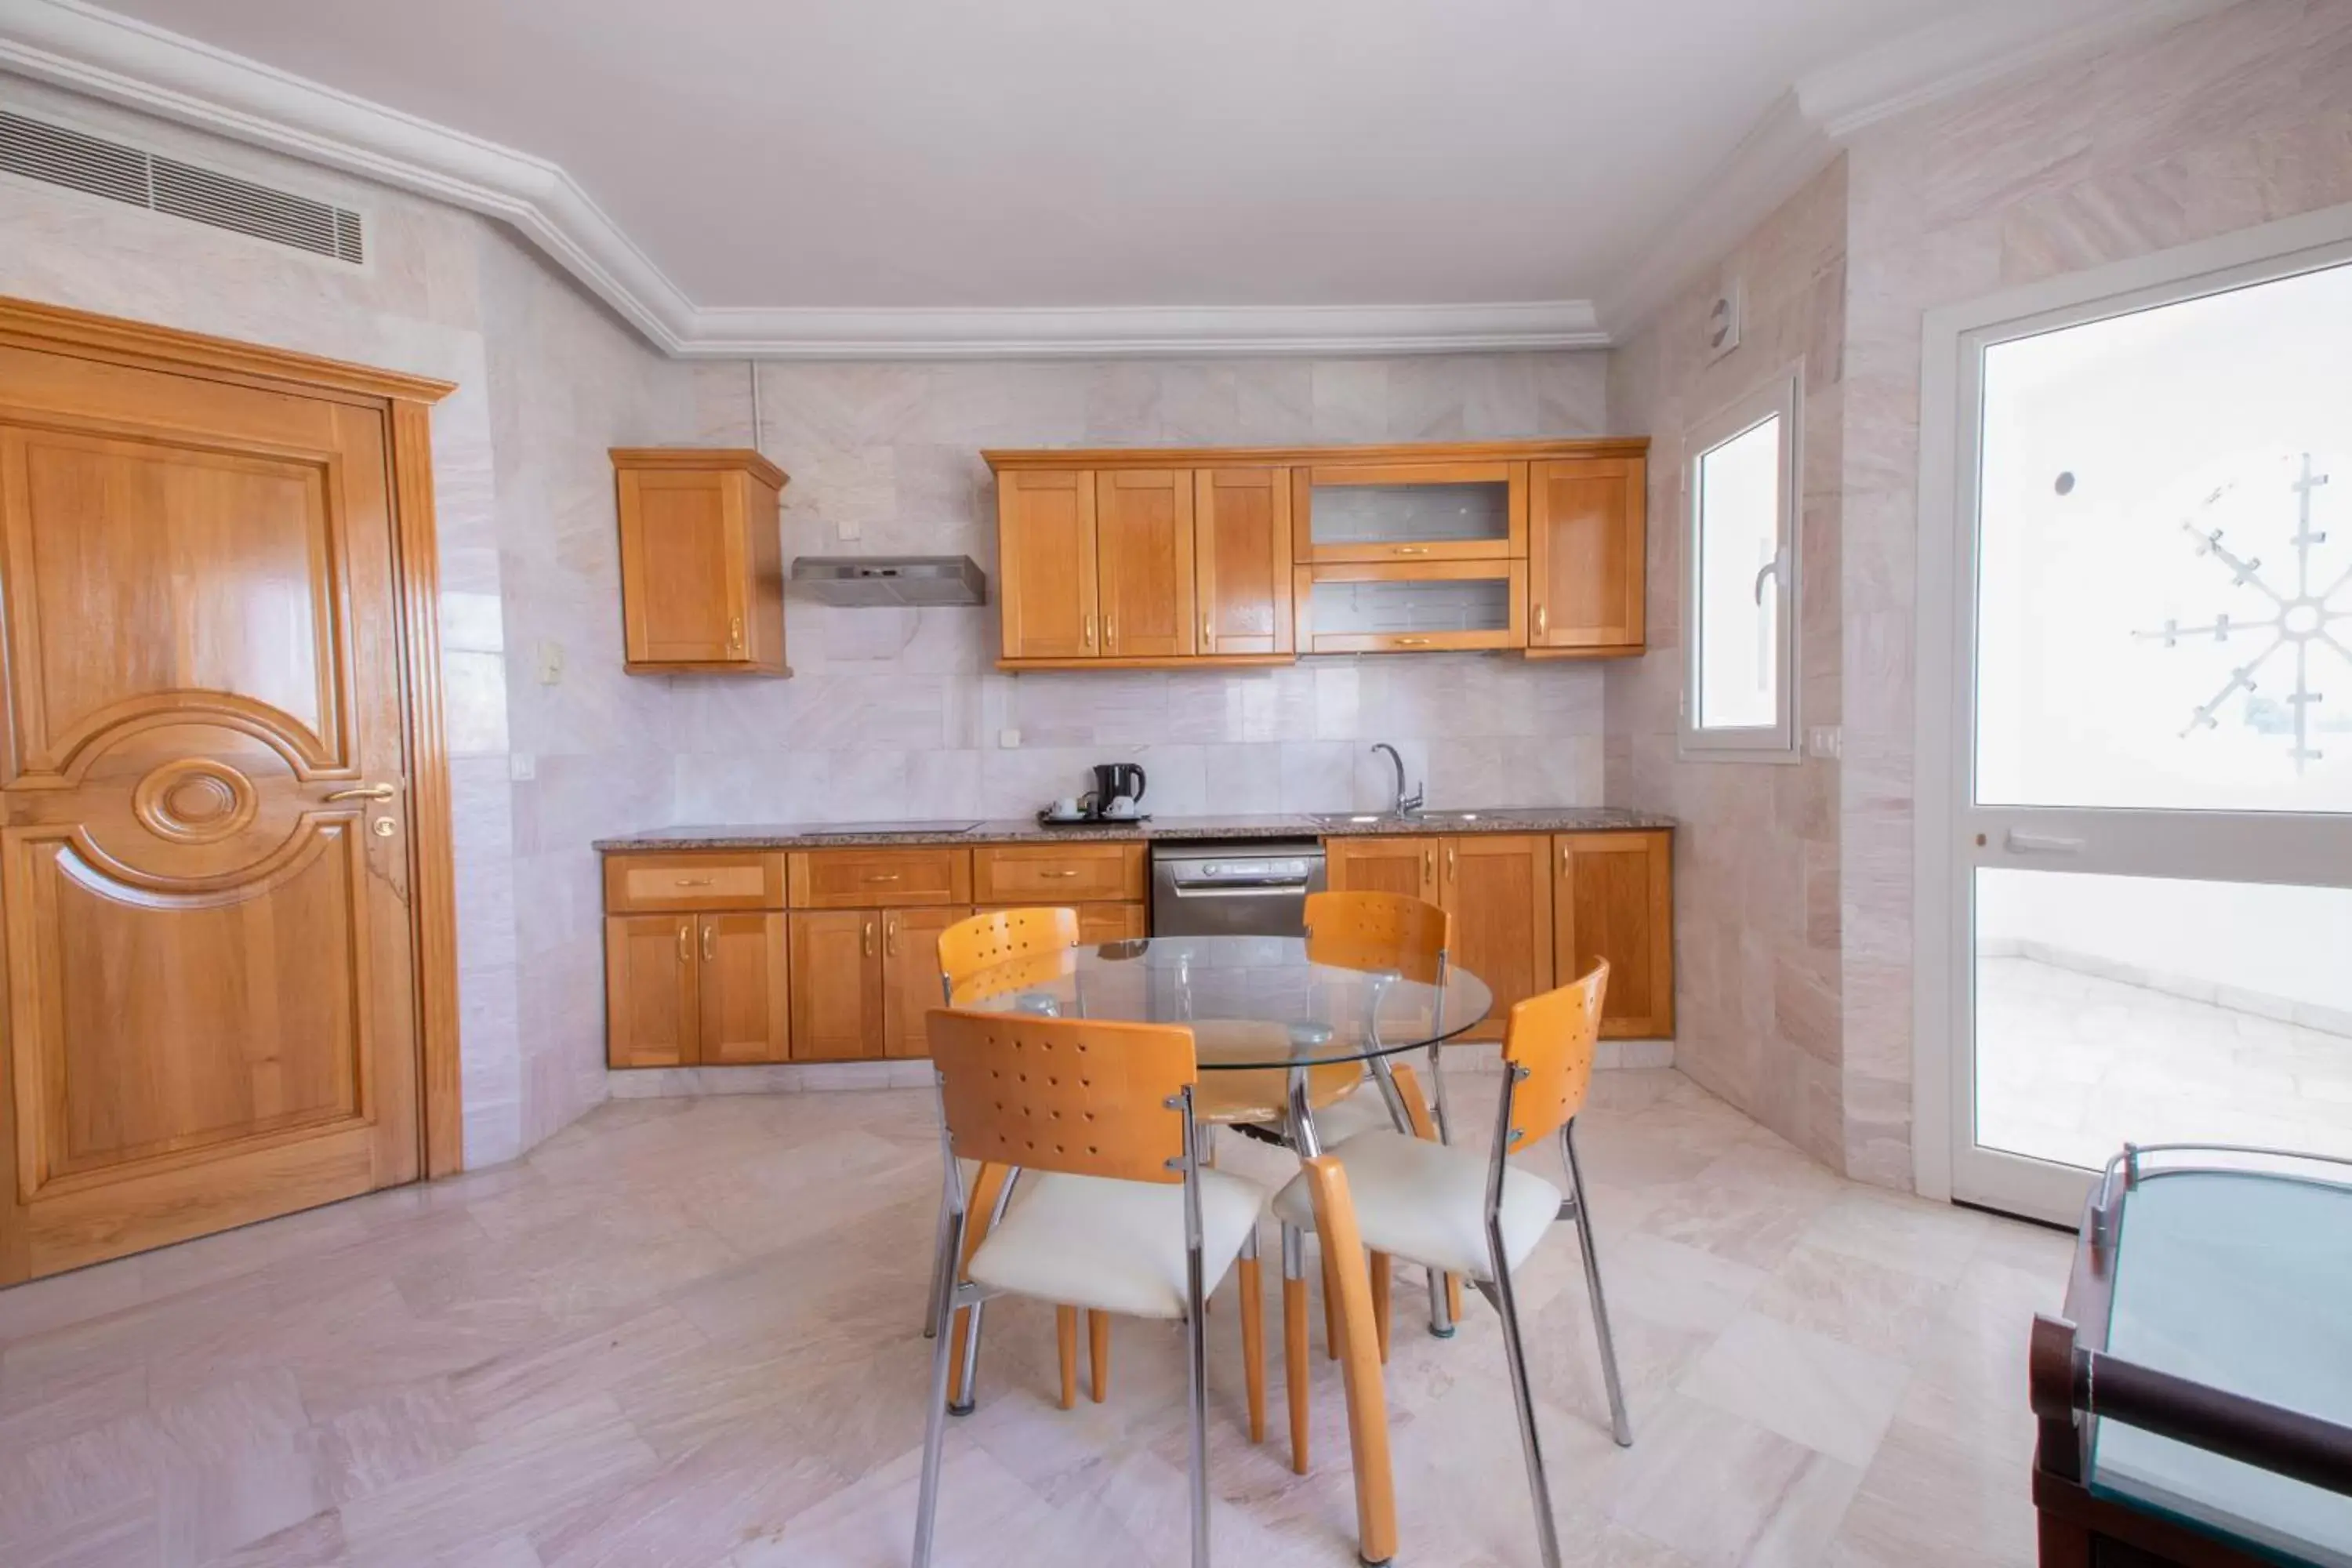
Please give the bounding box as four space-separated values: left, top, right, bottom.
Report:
1050 797 1079 818
1103 797 1138 818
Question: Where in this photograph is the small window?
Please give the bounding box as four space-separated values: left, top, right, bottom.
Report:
1682 369 1800 758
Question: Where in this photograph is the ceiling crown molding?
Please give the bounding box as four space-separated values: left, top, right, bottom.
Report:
0 0 1604 359
1593 0 2239 337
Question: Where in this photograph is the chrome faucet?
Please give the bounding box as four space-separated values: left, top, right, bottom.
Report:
1370 742 1423 817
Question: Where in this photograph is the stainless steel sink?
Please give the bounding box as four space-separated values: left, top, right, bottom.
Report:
1305 808 1555 828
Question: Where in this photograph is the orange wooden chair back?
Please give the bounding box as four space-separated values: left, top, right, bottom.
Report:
1500 960 1609 1153
1300 890 1451 984
938 907 1081 997
924 1008 1196 1184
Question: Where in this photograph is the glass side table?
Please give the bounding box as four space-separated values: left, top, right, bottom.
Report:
2030 1145 2352 1566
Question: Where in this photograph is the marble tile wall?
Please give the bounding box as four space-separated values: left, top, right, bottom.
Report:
0 81 699 1167
674 354 1616 821
1831 0 2352 1188
1604 158 1851 1173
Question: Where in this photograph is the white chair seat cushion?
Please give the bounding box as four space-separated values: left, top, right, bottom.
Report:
1269 1129 1561 1283
1308 1081 1399 1147
967 1168 1267 1320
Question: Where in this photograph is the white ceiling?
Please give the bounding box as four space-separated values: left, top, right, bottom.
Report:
0 0 2219 354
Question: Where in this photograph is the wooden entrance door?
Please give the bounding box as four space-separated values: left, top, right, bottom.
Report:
0 310 452 1283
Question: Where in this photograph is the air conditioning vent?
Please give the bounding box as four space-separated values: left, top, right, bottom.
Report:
0 110 364 265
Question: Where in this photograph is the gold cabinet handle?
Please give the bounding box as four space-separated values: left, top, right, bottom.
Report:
1395 637 1432 647
1201 614 1213 648
1446 844 1457 877
1392 545 1431 555
1423 847 1434 882
674 877 714 887
864 872 902 883
325 782 397 802
863 920 876 957
702 921 717 961
1104 616 1116 649
1083 612 1095 648
677 922 691 964
1534 604 1548 637
1040 869 1080 879
885 913 898 958
729 615 745 649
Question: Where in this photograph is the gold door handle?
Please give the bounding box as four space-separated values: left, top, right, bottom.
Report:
1083 613 1094 648
325 783 397 802
702 922 717 961
1201 614 1213 648
1423 847 1434 883
863 920 876 957
1395 637 1432 647
1446 845 1457 877
1040 869 1080 879
1534 604 1548 637
885 913 898 957
1104 617 1116 649
865 872 902 883
677 922 691 964
729 615 745 649
674 877 714 887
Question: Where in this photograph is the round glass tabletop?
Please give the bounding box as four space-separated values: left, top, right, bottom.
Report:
952 934 1493 1069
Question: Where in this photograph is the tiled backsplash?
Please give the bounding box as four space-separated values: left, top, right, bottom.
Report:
673 354 1616 824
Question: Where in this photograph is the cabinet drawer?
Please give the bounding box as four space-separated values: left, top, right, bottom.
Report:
974 843 1146 904
789 847 973 909
604 851 787 913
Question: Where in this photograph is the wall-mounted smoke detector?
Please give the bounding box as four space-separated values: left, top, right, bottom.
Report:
1705 277 1744 363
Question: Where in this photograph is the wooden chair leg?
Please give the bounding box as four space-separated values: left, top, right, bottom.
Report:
946 1161 1011 1410
1283 1270 1309 1474
1446 1272 1464 1324
1302 1156 1397 1566
1056 1305 1078 1410
1319 1243 1341 1359
1088 1308 1110 1403
1238 1253 1265 1444
1370 1251 1392 1363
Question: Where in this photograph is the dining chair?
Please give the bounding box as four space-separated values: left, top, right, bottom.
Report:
1268 962 1633 1568
916 1008 1269 1568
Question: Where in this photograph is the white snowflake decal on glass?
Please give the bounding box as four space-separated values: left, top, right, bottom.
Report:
2135 454 2352 772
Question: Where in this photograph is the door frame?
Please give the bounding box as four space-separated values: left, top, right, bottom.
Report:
1911 201 2352 1209
0 295 466 1179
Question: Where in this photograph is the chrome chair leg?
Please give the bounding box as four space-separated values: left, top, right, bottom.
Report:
913 1200 967 1568
920 1186 951 1339
1563 1119 1633 1446
1180 1094 1212 1568
1487 1218 1563 1568
950 1167 1023 1414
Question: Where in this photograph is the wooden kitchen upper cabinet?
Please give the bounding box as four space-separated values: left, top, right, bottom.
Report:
1440 834 1553 1040
1194 467 1293 657
788 910 887 1061
606 913 701 1069
1294 459 1526 564
612 448 789 674
1528 456 1646 656
997 469 1099 660
1095 470 1196 659
1555 830 1675 1039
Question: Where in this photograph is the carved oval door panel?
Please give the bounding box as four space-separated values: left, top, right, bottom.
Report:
0 346 423 1281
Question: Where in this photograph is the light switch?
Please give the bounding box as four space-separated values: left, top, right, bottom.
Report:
1807 726 1842 760
535 640 564 686
837 519 862 541
999 728 1022 749
509 753 536 782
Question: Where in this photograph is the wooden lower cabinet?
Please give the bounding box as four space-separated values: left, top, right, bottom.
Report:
788 910 887 1061
884 906 967 1058
606 911 790 1068
1075 902 1148 943
1441 835 1553 1041
1324 836 1439 902
1555 831 1675 1039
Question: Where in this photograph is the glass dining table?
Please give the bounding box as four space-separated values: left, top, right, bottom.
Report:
954 933 1496 1566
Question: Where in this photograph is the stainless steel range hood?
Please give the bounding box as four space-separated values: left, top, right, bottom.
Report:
789 555 987 608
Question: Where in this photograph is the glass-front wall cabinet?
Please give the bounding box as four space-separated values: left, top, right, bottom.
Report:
1294 461 1527 562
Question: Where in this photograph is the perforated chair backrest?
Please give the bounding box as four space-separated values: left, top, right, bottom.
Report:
938 907 1081 997
925 1007 1196 1184
1499 961 1609 1153
1301 890 1451 985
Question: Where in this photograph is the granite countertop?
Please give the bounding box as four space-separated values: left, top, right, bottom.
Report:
593 808 1675 852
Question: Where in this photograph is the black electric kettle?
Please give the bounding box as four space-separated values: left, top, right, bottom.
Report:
1090 762 1147 816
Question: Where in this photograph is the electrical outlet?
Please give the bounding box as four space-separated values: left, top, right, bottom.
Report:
508 753 536 782
1807 726 1843 760
999 728 1021 749
837 519 861 541
535 640 564 686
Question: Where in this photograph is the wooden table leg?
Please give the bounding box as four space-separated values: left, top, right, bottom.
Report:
1303 1154 1397 1566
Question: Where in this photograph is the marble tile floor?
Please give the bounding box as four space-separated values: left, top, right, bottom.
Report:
1977 956 2352 1171
0 1070 2074 1567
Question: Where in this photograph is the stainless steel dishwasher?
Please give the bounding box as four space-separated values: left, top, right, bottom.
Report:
1149 840 1327 937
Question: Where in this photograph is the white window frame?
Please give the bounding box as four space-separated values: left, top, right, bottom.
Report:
1680 365 1802 760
